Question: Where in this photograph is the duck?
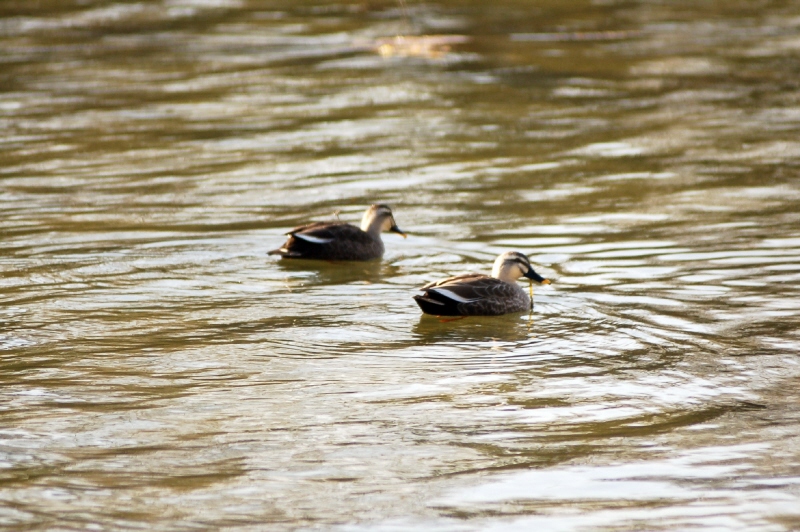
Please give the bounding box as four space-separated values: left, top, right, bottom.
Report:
413 251 551 316
268 204 406 261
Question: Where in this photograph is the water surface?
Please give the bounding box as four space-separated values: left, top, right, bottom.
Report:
2 1 800 530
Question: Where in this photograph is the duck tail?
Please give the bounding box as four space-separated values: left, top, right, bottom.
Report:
268 247 302 258
413 294 461 316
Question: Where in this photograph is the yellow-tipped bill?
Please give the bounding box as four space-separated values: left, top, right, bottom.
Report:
390 225 407 238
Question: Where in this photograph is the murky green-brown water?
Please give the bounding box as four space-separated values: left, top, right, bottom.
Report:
2 1 800 530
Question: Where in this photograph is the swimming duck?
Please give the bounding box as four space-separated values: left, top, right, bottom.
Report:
413 251 551 316
268 204 406 261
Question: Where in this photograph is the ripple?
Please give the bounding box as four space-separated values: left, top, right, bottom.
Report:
4 1 800 530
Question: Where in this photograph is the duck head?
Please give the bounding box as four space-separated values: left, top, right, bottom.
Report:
361 204 406 238
491 251 550 285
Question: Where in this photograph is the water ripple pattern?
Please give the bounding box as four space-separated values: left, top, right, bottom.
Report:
1 1 800 531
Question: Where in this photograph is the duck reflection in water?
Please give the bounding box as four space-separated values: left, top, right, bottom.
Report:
274 258 402 287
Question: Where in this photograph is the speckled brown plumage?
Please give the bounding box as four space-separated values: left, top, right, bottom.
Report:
413 251 550 316
270 221 385 261
414 274 531 316
268 204 404 261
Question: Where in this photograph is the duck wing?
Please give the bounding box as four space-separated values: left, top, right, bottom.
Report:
420 273 489 291
289 222 349 243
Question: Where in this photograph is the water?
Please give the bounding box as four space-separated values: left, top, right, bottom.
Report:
2 1 800 530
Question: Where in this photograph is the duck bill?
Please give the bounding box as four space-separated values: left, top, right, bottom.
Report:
524 269 550 284
390 224 407 238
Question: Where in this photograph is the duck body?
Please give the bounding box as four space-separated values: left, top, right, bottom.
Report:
269 221 385 261
269 204 405 261
413 251 550 316
414 274 532 316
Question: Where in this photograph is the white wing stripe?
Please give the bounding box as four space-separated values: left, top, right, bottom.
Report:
294 233 334 244
430 287 479 303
